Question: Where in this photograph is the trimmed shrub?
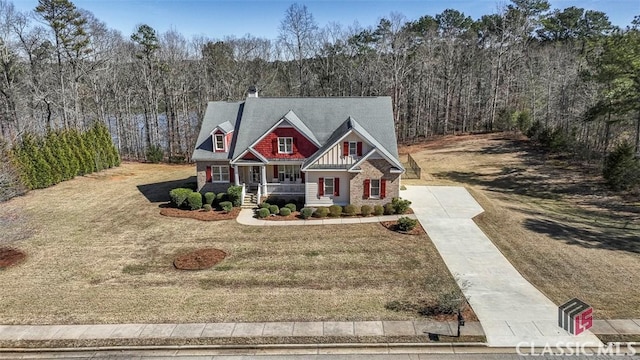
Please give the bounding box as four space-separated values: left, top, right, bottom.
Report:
384 203 396 215
227 185 243 207
279 207 292 216
285 203 297 212
269 204 279 215
397 216 418 232
300 207 313 219
328 205 342 217
344 204 359 216
257 208 270 218
204 192 216 206
373 204 385 216
216 192 227 202
219 201 233 212
259 202 271 209
361 205 373 216
392 197 412 214
146 145 163 163
313 207 329 218
202 204 212 211
187 192 203 210
169 188 193 208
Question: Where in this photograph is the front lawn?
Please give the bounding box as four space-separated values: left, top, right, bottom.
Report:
0 162 463 324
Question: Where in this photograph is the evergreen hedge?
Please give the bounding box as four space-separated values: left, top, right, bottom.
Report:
11 123 121 190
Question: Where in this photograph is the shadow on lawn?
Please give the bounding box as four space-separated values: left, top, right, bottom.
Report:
523 218 640 254
136 176 197 203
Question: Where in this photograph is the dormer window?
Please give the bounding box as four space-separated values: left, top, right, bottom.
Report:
278 137 293 154
214 134 225 151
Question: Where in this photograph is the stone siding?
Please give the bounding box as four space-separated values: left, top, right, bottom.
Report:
349 159 401 207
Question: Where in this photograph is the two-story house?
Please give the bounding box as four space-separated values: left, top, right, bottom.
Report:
192 89 405 207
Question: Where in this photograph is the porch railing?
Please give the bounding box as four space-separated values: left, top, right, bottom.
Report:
266 183 305 195
241 183 246 206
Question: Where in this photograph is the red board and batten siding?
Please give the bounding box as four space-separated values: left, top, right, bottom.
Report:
253 127 318 159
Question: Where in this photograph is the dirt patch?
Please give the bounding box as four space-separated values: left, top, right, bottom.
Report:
174 248 227 270
380 221 426 236
0 247 26 268
160 207 240 221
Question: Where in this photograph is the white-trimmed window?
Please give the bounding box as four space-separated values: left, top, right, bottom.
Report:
278 165 300 182
214 134 225 151
324 177 334 196
348 141 358 156
278 137 293 154
370 179 381 198
212 166 229 182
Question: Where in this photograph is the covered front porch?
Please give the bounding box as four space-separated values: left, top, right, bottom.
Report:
233 162 305 200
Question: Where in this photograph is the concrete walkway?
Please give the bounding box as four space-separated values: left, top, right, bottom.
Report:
403 186 604 348
236 208 417 226
0 319 637 344
0 320 484 342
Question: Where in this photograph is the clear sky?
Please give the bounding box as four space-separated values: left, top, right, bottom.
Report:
11 0 640 40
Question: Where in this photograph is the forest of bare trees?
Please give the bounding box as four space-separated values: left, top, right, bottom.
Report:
0 0 638 165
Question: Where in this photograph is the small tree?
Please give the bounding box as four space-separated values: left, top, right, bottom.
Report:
603 142 640 191
146 145 163 163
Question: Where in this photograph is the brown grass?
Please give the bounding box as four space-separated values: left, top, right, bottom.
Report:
0 162 461 324
401 133 640 319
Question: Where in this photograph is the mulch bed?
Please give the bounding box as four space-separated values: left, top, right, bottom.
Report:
160 207 240 221
174 248 227 270
380 221 426 235
0 247 26 268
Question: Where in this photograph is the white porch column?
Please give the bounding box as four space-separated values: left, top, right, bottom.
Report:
233 165 239 186
260 165 267 194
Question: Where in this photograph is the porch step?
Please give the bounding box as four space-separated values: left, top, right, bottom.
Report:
242 194 258 209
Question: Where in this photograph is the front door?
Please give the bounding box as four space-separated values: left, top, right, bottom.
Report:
250 166 260 183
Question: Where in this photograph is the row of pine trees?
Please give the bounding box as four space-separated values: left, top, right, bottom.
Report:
11 123 120 190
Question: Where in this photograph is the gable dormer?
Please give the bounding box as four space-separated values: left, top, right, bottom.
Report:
243 111 320 161
211 120 234 153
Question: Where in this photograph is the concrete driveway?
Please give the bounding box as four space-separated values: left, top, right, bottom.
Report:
403 186 602 347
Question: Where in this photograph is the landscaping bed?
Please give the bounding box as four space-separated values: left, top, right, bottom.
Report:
380 220 426 236
0 247 26 268
160 207 240 221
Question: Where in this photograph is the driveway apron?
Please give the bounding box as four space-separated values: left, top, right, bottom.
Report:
403 185 602 347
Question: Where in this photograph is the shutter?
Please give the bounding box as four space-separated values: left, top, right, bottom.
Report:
380 179 387 199
318 177 324 196
272 138 278 154
229 166 234 183
334 177 340 196
292 138 296 154
343 142 349 156
206 166 212 183
357 142 363 156
363 179 370 199
273 165 278 179
301 171 305 183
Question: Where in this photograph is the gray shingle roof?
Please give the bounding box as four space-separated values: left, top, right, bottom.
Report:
231 97 399 160
192 97 403 168
192 101 242 162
